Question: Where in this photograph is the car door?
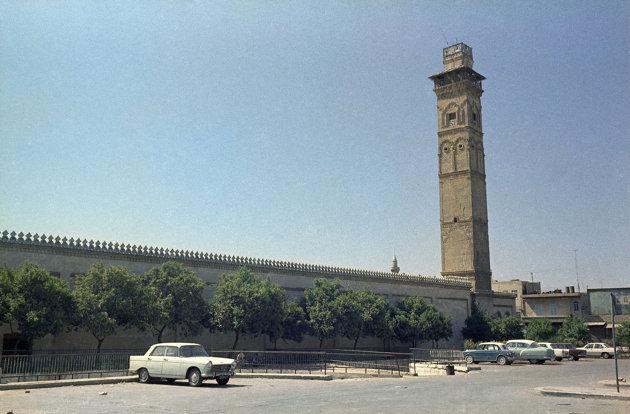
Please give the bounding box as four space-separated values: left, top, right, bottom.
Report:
162 346 182 377
147 345 167 376
593 344 604 356
584 344 595 356
475 344 487 361
486 344 499 361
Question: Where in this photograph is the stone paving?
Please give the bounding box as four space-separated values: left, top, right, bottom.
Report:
0 359 628 413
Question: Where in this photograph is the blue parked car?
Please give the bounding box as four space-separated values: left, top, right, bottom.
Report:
463 342 516 365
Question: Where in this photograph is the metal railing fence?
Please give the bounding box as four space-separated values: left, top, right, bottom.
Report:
410 348 464 363
0 348 414 383
0 352 133 383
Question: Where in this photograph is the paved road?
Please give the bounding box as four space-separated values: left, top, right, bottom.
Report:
1 359 628 413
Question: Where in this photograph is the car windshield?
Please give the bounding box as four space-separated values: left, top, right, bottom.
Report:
179 345 209 358
530 342 540 348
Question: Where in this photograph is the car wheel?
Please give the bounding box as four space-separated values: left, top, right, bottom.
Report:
187 368 203 387
216 377 229 386
536 360 545 364
528 359 535 364
555 357 562 362
465 355 474 364
573 357 579 361
138 368 151 384
601 352 611 359
497 356 507 365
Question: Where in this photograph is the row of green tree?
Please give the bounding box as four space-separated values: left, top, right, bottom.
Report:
0 262 453 351
461 300 630 347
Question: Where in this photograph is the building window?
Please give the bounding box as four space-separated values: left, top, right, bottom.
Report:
573 301 579 312
548 303 558 315
447 112 456 126
532 303 543 315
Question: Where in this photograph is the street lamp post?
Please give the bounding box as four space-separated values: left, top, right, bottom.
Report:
611 293 619 393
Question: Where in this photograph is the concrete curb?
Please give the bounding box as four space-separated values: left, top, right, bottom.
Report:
598 380 630 388
536 387 630 401
331 373 401 379
0 373 334 390
0 376 137 391
235 373 333 380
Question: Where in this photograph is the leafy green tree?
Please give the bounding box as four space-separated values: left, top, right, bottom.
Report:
304 278 343 348
525 318 555 342
258 280 288 349
8 263 73 340
0 267 16 325
351 291 390 349
617 321 630 350
143 261 206 342
422 306 453 346
73 264 147 352
211 267 278 349
336 290 387 349
374 304 397 351
490 315 523 341
556 315 590 345
335 290 363 349
393 296 441 348
279 299 308 346
461 300 491 342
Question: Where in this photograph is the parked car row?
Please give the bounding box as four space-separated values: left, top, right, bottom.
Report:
463 340 616 365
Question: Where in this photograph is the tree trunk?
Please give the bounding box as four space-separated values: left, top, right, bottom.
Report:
157 325 166 342
96 338 104 353
353 336 359 350
319 337 324 348
273 338 278 350
232 332 240 350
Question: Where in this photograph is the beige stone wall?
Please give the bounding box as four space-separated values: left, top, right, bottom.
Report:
473 291 516 316
522 294 586 318
0 240 473 351
492 279 541 315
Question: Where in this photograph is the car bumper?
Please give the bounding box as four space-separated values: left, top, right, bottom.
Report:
203 367 235 379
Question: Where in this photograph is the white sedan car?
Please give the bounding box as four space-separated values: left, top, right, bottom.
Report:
129 343 236 386
538 342 569 361
577 343 616 359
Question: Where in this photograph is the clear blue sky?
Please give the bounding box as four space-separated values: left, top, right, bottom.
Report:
1 1 628 290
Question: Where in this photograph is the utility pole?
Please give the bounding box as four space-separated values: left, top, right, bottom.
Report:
611 293 620 393
572 249 580 292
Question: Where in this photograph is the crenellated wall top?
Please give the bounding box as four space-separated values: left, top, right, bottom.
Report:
0 230 472 289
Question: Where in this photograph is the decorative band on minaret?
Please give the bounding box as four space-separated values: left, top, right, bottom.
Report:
429 43 492 292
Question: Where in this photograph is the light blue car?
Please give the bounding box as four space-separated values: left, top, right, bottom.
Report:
463 342 516 365
505 339 555 364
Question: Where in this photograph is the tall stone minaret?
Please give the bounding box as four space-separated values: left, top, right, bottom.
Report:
429 43 491 292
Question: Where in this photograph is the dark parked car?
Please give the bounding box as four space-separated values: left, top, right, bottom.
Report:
463 342 516 365
556 343 586 360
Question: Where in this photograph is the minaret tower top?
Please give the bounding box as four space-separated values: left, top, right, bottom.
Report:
390 256 400 274
442 43 474 71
